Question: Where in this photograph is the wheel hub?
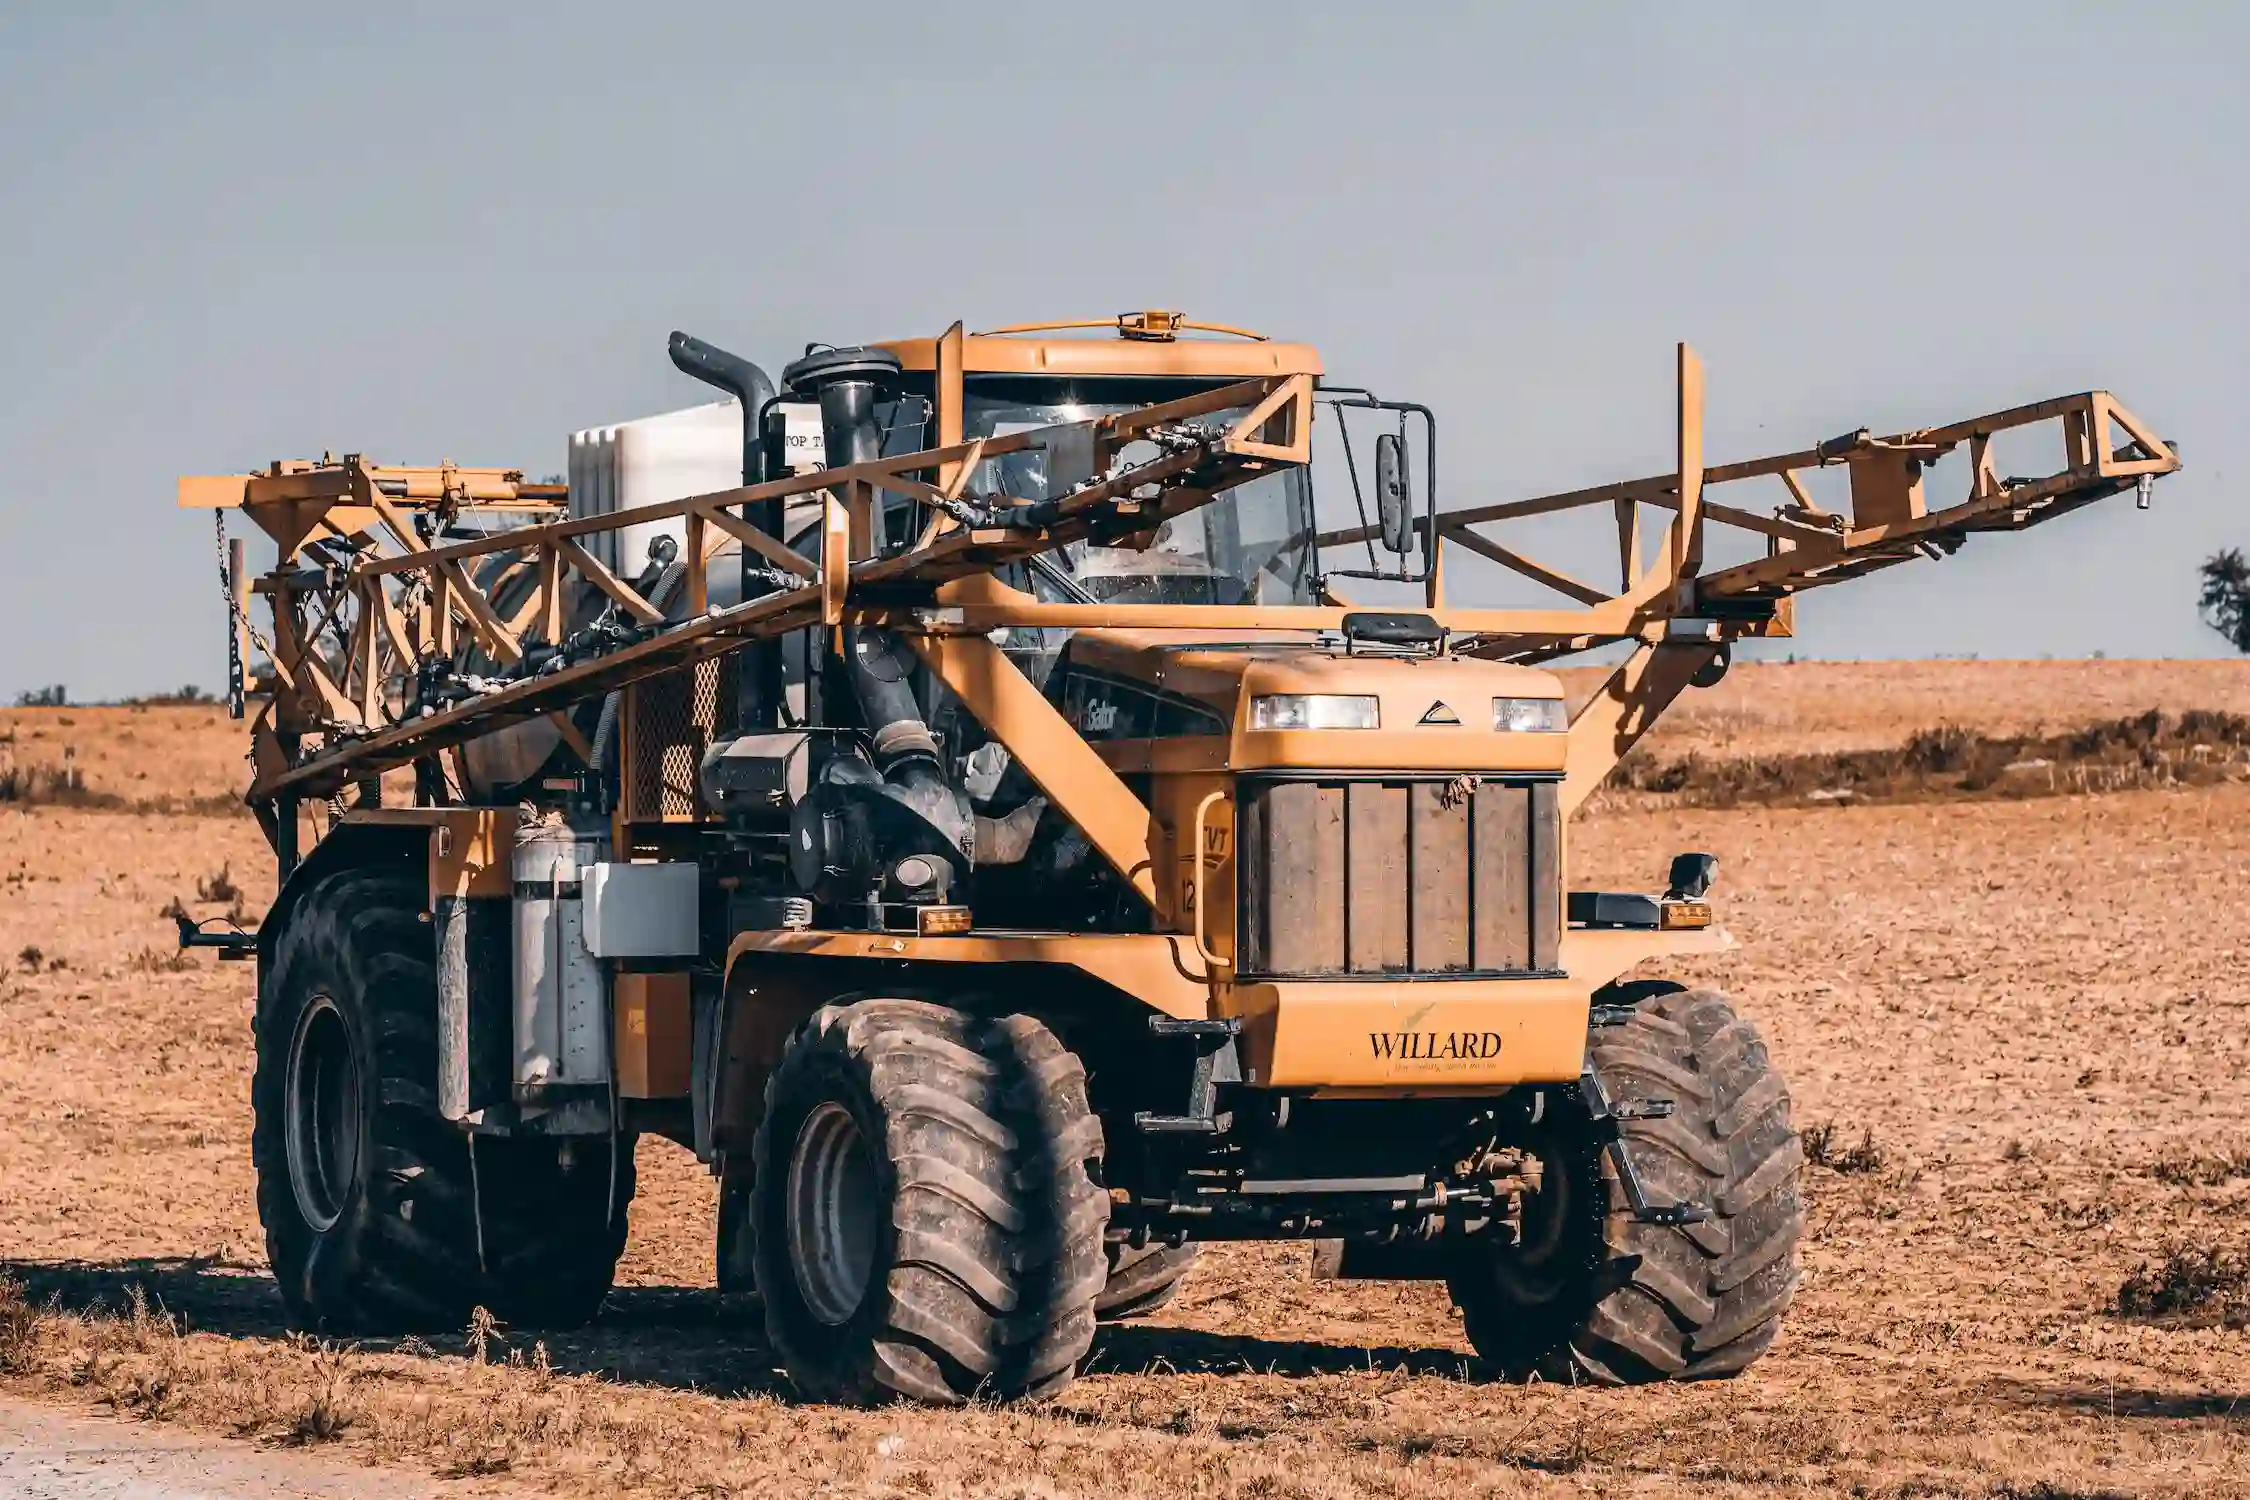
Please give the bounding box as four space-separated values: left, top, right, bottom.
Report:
285 994 361 1233
786 1102 880 1325
1491 1140 1577 1305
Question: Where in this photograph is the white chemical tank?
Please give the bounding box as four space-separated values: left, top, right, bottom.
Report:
460 395 835 797
460 401 755 796
567 399 745 577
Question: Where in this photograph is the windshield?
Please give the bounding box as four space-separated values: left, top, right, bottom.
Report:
962 378 1318 607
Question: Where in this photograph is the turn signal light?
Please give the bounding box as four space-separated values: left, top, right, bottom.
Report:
915 905 973 936
1658 900 1713 930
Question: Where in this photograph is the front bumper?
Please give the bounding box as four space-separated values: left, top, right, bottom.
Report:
1225 925 1735 1090
727 922 1734 1092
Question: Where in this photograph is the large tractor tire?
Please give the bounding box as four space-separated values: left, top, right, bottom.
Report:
750 998 1108 1404
252 866 634 1334
1449 985 1802 1383
1095 1240 1200 1321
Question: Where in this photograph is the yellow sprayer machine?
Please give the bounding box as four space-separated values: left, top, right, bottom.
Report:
177 314 2178 1402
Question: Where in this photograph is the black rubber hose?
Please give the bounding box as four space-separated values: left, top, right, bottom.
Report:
590 691 621 775
841 628 940 772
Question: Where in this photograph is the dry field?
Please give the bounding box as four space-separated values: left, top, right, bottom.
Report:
1561 656 2250 762
3 662 2247 1498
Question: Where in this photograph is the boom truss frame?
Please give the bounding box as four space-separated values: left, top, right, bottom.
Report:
183 374 1318 818
179 341 2178 843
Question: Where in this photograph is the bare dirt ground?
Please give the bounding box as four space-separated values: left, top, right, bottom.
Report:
3 663 2247 1498
0 1394 453 1499
1561 656 2250 761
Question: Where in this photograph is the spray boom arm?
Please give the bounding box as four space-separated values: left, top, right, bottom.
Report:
177 340 2177 841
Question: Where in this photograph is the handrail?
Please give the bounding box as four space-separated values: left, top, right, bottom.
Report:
1188 791 1232 973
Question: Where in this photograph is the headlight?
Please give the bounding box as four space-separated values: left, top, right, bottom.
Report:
1493 697 1568 733
1249 694 1381 731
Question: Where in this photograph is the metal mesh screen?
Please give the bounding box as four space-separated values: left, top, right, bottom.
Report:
622 660 736 823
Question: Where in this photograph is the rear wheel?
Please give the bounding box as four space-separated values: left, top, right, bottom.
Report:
1449 985 1803 1382
253 866 634 1333
750 998 1108 1403
1095 1240 1200 1321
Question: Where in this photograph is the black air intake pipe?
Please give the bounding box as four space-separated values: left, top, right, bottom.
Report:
668 331 781 729
782 345 972 894
786 628 974 907
782 345 902 472
782 347 929 764
842 628 942 773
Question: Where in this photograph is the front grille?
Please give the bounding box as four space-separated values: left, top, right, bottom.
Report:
1235 774 1561 979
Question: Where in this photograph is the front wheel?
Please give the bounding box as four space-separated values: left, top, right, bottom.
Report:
1449 985 1803 1382
750 998 1109 1404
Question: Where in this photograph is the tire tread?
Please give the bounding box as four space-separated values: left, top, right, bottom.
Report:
1450 984 1803 1385
253 867 631 1336
753 997 1107 1404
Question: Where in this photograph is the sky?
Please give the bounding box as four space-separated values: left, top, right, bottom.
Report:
0 2 2243 700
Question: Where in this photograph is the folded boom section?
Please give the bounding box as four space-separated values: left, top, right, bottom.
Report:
181 349 2176 827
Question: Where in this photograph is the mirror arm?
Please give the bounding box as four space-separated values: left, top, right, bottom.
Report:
1317 392 1438 586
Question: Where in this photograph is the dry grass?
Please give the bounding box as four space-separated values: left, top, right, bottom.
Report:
2116 1246 2250 1333
3 664 2248 1496
193 863 242 906
1560 657 2250 760
0 703 248 809
0 1278 43 1375
0 762 129 811
4 1266 2237 1499
1590 709 2250 812
2147 1145 2250 1189
1801 1121 1887 1175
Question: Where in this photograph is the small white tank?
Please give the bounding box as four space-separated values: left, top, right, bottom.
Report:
460 401 754 798
512 816 612 1101
567 399 745 577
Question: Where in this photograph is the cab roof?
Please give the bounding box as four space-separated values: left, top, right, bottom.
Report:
874 311 1322 381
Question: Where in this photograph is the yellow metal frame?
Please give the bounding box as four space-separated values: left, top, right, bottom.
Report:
191 368 1314 809
189 331 2174 828
188 320 2181 1091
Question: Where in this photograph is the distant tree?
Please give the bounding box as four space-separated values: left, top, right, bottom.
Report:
2200 549 2250 652
13 685 66 708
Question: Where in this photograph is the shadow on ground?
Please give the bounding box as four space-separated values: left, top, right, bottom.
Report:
1982 1376 2249 1424
3 1256 787 1398
1086 1323 1478 1380
4 1256 1484 1397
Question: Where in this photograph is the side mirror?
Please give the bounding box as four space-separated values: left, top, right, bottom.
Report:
1374 432 1414 555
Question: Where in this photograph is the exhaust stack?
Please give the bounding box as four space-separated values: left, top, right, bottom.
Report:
667 331 781 730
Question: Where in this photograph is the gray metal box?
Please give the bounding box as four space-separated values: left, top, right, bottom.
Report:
583 861 701 958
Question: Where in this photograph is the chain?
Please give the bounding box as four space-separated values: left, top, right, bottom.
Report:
214 510 280 668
